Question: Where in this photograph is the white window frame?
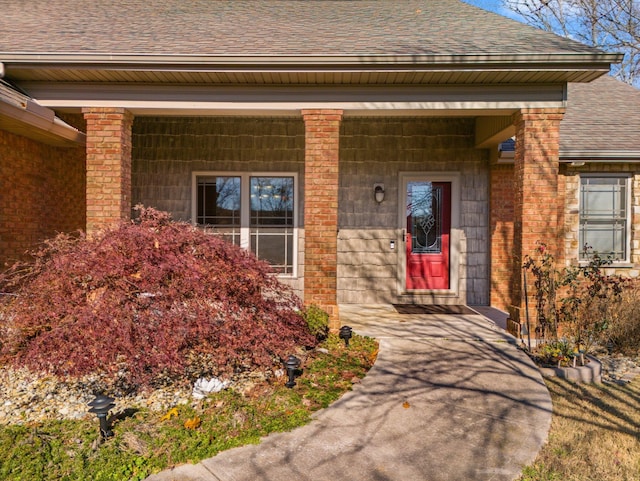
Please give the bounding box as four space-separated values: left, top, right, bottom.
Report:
191 171 299 277
578 173 631 263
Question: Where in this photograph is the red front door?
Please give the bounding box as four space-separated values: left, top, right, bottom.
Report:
406 181 451 290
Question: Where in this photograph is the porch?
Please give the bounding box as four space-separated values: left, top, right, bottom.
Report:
72 107 567 328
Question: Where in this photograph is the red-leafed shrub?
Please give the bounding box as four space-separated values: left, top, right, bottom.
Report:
0 206 316 393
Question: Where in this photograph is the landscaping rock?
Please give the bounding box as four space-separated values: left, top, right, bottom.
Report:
0 366 192 425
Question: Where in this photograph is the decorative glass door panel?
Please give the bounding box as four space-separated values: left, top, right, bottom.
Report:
406 181 451 290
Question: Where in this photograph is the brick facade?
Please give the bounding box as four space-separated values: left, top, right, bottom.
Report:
302 109 343 327
509 108 565 321
0 130 85 265
489 163 515 311
562 164 640 276
83 107 134 234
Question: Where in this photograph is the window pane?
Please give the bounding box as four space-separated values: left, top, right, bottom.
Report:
250 177 294 227
197 176 241 245
579 177 627 260
194 174 296 273
250 228 294 274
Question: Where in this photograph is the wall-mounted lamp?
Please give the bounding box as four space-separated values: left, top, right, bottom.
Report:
374 183 385 204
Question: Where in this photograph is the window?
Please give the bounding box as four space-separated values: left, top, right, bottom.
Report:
193 172 297 275
579 176 629 261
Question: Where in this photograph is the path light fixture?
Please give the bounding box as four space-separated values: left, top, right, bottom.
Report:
339 325 353 348
284 354 301 388
88 394 116 438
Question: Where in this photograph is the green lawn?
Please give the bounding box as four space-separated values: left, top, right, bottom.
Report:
0 334 378 481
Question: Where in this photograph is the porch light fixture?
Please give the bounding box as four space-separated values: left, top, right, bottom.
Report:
88 394 116 439
284 354 301 388
339 325 353 347
374 183 385 203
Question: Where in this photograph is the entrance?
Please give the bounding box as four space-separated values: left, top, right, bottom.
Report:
405 180 451 290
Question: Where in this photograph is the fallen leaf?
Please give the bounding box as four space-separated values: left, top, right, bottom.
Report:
160 407 179 421
402 401 411 409
184 417 201 430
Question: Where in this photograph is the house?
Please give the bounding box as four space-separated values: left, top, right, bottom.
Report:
1 0 637 329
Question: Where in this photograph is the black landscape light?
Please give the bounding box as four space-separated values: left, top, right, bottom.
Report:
339 325 353 347
88 394 116 438
284 354 301 388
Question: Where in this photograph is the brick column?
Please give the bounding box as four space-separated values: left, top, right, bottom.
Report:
510 108 565 323
302 109 343 329
489 163 515 312
82 107 134 234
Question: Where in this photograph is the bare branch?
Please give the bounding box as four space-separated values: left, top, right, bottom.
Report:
503 0 640 85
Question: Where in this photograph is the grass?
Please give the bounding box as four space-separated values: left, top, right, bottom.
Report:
0 333 378 481
518 377 640 481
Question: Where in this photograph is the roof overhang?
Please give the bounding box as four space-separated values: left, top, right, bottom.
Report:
0 87 85 146
0 52 623 85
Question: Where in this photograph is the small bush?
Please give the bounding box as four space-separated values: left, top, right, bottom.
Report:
532 339 580 367
606 280 640 355
0 206 317 393
302 304 329 341
523 243 631 353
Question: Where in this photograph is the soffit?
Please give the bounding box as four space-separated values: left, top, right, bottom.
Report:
3 62 610 86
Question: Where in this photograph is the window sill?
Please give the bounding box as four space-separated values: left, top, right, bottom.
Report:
578 261 633 268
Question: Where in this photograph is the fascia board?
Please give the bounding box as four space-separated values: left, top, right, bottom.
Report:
559 151 640 162
20 82 567 102
499 150 640 163
19 82 567 113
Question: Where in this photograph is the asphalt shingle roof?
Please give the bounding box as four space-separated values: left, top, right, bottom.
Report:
0 0 600 56
561 75 640 154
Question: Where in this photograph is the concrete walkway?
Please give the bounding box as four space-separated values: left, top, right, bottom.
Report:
145 305 552 481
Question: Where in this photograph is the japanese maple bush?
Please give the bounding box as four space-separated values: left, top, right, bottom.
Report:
0 206 316 393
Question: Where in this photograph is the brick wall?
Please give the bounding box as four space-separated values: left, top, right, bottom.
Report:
83 107 134 233
562 163 640 277
302 110 343 326
0 130 85 265
510 108 564 321
489 163 515 311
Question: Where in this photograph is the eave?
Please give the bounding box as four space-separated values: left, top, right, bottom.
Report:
0 96 86 147
0 52 623 85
